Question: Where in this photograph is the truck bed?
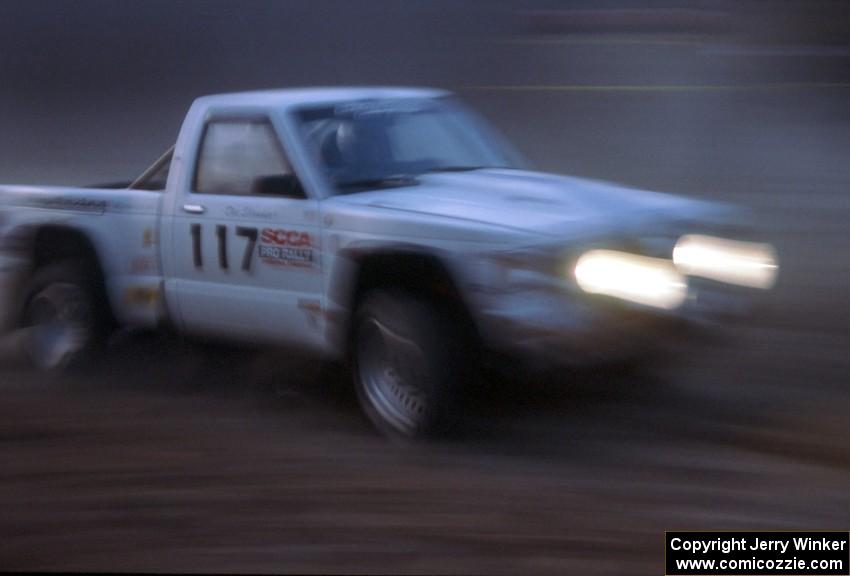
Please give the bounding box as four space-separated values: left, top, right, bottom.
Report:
0 184 164 328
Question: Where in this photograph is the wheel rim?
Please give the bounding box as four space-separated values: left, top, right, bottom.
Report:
26 282 92 370
358 316 429 434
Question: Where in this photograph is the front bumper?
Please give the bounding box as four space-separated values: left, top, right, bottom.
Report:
474 278 756 368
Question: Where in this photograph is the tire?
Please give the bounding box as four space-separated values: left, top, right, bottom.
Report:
19 262 110 372
351 290 464 440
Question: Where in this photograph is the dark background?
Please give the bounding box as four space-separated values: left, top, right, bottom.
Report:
1 1 849 573
2 0 848 188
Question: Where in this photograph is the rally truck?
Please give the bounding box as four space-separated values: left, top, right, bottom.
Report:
0 87 778 439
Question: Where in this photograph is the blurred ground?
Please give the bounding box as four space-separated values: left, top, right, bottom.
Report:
1 324 849 574
1 1 849 574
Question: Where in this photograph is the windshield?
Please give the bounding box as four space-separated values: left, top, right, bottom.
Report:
295 97 525 194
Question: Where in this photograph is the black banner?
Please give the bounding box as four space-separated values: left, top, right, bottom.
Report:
666 532 849 576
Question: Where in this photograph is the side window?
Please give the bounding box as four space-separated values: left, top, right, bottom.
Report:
193 119 302 197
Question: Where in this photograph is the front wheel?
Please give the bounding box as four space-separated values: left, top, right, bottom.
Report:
352 290 464 440
20 262 109 371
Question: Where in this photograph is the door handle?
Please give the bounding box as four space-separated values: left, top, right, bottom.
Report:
183 204 206 214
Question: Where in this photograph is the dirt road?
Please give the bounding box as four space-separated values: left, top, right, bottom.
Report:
1 308 848 574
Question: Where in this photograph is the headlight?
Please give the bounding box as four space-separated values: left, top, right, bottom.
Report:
574 249 687 310
673 234 778 289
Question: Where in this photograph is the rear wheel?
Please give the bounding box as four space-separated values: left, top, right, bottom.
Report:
20 262 109 371
352 290 464 440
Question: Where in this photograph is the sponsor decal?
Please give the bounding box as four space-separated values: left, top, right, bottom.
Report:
29 196 107 213
123 286 159 306
297 298 322 327
129 255 158 275
335 99 431 117
142 228 156 247
258 228 317 269
297 298 321 313
224 205 277 219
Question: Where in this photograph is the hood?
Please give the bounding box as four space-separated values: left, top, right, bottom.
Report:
334 169 738 238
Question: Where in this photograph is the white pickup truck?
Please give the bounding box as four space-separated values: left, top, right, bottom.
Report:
0 87 777 438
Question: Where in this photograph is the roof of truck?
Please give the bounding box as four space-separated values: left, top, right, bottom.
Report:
193 86 450 109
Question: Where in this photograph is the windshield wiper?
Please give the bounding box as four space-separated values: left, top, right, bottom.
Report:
334 174 419 193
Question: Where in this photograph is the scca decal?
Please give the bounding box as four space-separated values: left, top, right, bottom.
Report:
258 228 318 269
260 228 313 247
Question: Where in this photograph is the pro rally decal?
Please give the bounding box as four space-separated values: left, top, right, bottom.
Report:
258 228 317 269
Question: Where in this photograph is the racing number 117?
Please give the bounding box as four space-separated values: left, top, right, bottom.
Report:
190 224 258 271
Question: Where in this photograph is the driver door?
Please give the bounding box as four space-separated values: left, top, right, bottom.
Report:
167 115 324 348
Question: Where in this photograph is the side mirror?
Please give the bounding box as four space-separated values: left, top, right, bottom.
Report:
252 174 303 197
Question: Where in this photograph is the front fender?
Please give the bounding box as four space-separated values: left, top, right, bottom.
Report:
323 240 480 356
